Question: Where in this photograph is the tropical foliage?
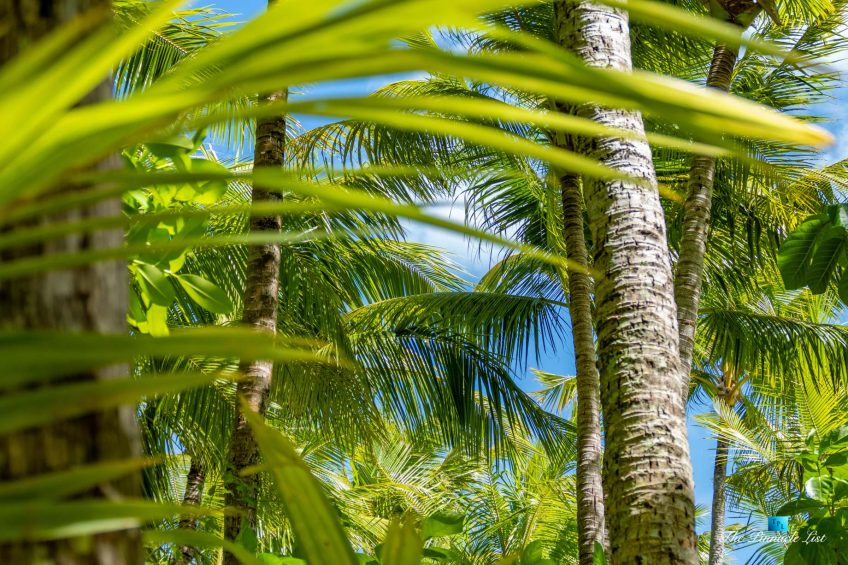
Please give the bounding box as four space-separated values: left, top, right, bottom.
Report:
0 0 846 564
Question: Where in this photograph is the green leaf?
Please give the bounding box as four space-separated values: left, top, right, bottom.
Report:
806 476 835 503
593 541 608 565
188 158 230 205
422 547 461 562
0 500 212 542
235 518 259 555
806 227 847 294
380 520 423 565
824 452 848 468
776 497 826 516
0 329 329 386
146 303 170 337
821 425 848 454
135 262 176 306
833 478 848 503
257 555 308 565
827 204 848 230
421 511 464 540
778 217 831 290
0 373 222 434
144 529 263 565
840 272 848 306
241 405 359 565
0 459 151 501
146 136 195 159
175 273 234 314
521 541 554 565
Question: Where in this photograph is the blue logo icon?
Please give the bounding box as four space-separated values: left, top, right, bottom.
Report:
768 516 789 533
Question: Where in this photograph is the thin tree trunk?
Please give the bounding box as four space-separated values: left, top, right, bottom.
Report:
222 33 287 564
0 1 142 563
178 459 206 563
708 434 730 565
674 42 740 387
556 165 606 563
555 3 697 563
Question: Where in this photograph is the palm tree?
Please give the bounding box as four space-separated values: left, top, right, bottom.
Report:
695 348 848 564
692 277 848 564
222 0 289 554
675 0 843 394
0 1 833 561
555 3 698 562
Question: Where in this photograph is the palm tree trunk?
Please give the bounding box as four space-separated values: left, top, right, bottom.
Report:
708 434 730 565
675 43 739 384
0 2 142 563
555 3 698 563
222 60 287 565
178 459 206 563
557 166 606 564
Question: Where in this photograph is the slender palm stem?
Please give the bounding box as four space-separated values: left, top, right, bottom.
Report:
556 162 606 563
675 42 741 389
222 0 287 554
178 458 206 563
708 434 730 565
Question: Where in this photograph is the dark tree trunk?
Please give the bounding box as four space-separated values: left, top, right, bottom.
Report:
177 459 206 563
674 42 740 389
0 1 142 563
221 43 287 565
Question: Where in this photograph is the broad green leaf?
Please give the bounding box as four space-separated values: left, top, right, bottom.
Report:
593 541 608 565
146 135 195 159
834 478 848 503
241 405 360 565
521 541 554 565
806 227 847 294
839 272 848 305
235 518 259 554
824 452 848 468
146 304 170 337
805 476 835 503
422 547 461 562
828 204 848 230
135 262 176 306
380 520 423 565
175 274 234 314
776 497 826 516
778 217 831 290
821 425 848 454
421 511 464 540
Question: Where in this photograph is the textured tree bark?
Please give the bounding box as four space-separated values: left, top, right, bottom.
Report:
555 166 607 563
708 434 729 565
674 42 739 390
178 459 206 563
555 3 698 563
0 1 142 563
222 54 287 565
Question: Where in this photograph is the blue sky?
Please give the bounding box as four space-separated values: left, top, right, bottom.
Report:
198 0 847 561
